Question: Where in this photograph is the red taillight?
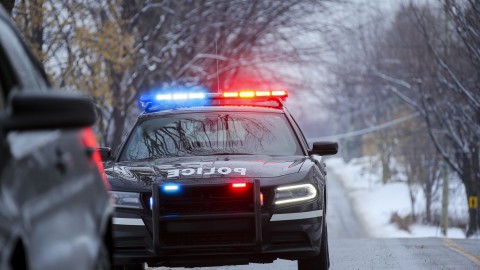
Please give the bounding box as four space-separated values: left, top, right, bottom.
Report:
81 128 110 190
260 192 264 206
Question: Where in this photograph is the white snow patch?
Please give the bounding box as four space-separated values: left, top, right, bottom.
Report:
326 156 469 239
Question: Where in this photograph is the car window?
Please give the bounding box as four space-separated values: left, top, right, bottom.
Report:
120 112 303 160
287 112 310 149
0 29 17 107
0 18 47 97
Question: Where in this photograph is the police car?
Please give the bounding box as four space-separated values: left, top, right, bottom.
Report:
100 89 338 270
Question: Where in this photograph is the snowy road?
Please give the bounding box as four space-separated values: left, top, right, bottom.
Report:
329 238 480 269
150 173 480 270
325 171 366 239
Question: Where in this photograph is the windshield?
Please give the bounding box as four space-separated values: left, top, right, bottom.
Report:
120 112 303 160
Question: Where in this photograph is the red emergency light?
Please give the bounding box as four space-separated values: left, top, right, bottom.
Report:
222 90 288 99
230 182 264 206
141 88 288 112
231 183 247 188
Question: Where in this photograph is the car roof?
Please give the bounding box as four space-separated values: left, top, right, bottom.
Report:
139 105 286 119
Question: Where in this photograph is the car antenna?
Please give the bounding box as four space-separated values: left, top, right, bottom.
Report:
216 38 220 94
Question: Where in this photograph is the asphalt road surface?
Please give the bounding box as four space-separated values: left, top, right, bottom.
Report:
152 173 480 270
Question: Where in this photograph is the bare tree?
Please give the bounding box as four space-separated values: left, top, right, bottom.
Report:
12 0 333 150
328 1 478 235
399 121 441 223
370 2 479 236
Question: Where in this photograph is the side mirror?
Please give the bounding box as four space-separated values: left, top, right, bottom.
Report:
98 147 112 162
3 91 96 131
309 141 338 156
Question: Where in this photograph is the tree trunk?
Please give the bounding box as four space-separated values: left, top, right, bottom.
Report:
407 176 416 222
29 0 44 61
473 146 480 237
425 186 432 223
110 106 127 153
381 152 391 183
465 183 478 237
463 155 478 237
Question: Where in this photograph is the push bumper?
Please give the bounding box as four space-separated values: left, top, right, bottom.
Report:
112 180 324 267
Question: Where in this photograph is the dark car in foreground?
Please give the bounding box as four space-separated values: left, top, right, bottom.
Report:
0 6 112 270
103 89 338 270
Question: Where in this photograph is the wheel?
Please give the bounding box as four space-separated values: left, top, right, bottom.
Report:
297 225 329 270
297 214 329 270
95 240 111 270
96 223 113 270
10 239 29 270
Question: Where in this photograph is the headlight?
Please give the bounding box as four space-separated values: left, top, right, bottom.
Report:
274 184 317 205
110 191 142 209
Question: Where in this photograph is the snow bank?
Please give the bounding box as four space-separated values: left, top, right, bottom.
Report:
327 156 468 239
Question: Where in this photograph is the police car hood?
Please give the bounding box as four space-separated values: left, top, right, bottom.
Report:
106 155 306 182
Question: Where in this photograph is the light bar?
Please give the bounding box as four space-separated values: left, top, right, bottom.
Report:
155 92 206 101
222 90 288 99
223 92 239 98
155 94 171 100
271 90 287 97
140 88 288 111
189 93 206 99
172 93 188 100
239 91 255 98
255 91 271 97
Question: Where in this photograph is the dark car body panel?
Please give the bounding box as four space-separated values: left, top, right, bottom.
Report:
0 7 112 270
108 155 307 181
1 131 111 270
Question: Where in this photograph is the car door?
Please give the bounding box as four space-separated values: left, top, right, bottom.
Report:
0 10 36 270
0 10 110 270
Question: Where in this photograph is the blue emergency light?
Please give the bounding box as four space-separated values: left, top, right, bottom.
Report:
149 183 181 209
162 183 181 193
154 92 206 101
140 87 288 112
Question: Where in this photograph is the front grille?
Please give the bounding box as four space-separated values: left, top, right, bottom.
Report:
142 186 274 212
158 184 254 214
160 201 252 214
151 181 267 249
163 232 253 246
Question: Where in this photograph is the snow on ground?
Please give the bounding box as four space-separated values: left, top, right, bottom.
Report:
149 261 296 270
327 156 469 239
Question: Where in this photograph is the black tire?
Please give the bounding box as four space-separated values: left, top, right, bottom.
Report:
95 240 111 270
297 219 329 270
10 239 29 270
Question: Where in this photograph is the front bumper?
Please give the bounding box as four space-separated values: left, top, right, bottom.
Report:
112 180 324 267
